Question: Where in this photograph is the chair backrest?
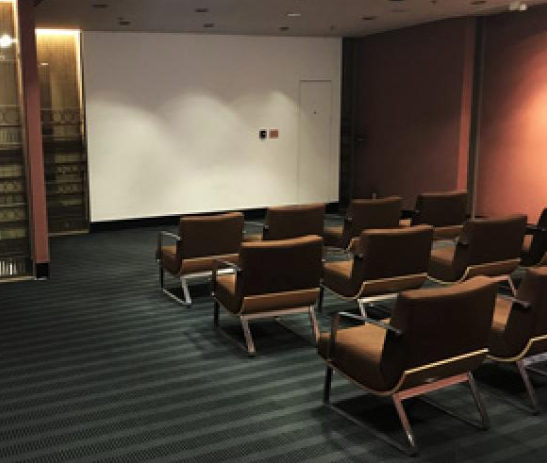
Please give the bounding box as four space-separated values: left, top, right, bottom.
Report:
529 208 547 265
412 190 468 227
263 204 325 241
178 212 244 259
339 197 402 248
503 267 547 354
238 235 323 297
452 214 527 276
381 277 497 384
351 225 434 285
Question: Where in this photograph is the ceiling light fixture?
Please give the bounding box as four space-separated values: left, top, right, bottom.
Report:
92 3 108 8
195 8 209 13
279 26 290 31
362 16 377 21
287 12 301 17
36 29 80 36
203 23 215 28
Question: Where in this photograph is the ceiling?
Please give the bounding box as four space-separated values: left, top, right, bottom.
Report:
35 0 547 37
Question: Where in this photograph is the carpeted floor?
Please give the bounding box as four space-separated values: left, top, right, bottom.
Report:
0 225 546 462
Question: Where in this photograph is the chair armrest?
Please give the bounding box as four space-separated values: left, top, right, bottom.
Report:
339 312 403 336
212 259 242 294
526 224 547 235
498 294 532 311
325 246 353 260
457 238 470 248
327 311 402 361
246 221 264 228
158 231 180 241
401 209 419 219
157 231 180 261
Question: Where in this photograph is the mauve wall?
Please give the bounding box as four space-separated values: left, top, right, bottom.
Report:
352 18 475 209
475 6 547 222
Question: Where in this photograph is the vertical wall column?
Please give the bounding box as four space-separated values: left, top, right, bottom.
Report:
17 0 49 277
456 19 476 192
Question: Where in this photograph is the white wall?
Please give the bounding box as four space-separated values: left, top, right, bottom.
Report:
82 32 341 222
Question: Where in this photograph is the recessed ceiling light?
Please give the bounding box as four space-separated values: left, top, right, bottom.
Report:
362 15 377 21
118 20 131 26
287 12 301 17
92 3 108 8
279 26 290 31
195 8 209 13
471 0 486 4
203 23 215 28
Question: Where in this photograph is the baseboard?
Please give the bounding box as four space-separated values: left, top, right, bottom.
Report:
90 202 341 233
35 262 50 280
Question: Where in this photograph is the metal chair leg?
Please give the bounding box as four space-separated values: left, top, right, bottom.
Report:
213 300 220 329
468 372 490 429
181 277 192 305
323 366 333 403
357 299 368 318
393 395 419 456
241 317 256 356
159 264 164 289
507 276 517 296
318 285 325 313
309 306 320 345
517 360 540 415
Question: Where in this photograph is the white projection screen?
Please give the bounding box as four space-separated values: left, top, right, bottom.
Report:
82 32 342 222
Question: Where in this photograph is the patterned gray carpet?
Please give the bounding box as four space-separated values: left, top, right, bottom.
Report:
0 225 546 462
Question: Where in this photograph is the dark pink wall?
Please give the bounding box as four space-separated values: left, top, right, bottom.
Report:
353 18 475 208
476 6 547 222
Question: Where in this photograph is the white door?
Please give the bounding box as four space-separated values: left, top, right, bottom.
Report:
297 80 333 203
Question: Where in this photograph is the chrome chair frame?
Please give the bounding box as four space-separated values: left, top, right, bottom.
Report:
486 295 547 414
157 231 232 306
323 312 490 456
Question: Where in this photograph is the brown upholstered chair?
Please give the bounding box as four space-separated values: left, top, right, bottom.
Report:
323 197 402 250
404 190 468 240
488 266 547 413
319 277 497 455
245 203 325 242
157 212 244 305
321 225 434 316
212 235 323 356
428 214 527 295
521 208 547 267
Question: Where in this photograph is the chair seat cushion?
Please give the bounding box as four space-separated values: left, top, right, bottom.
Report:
318 323 398 392
324 226 343 247
159 246 181 274
323 260 358 297
428 247 458 282
215 274 240 314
